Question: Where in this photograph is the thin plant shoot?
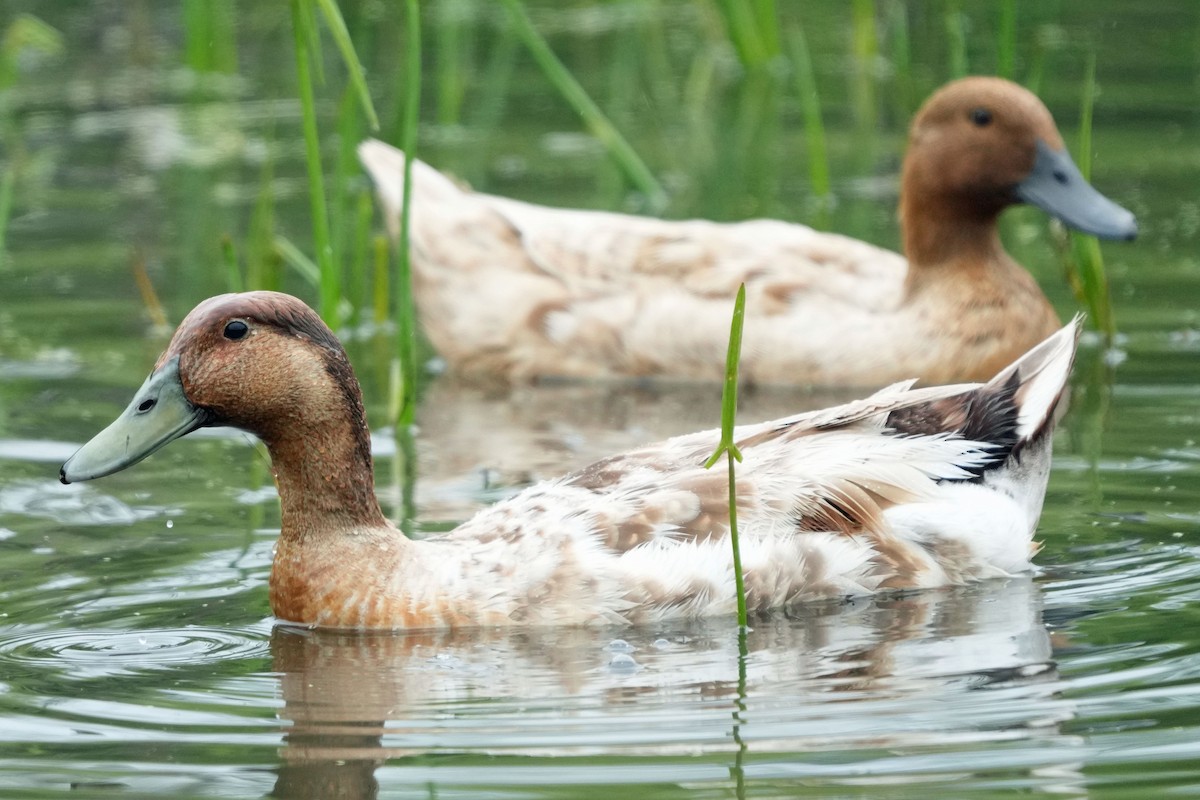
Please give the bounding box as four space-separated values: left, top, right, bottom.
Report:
392 0 422 428
1064 54 1117 342
704 283 749 629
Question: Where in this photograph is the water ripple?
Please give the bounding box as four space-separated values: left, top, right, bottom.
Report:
0 480 167 526
0 626 268 680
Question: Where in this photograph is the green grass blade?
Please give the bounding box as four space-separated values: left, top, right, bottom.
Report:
390 419 419 535
290 0 338 323
331 85 365 283
1075 55 1097 179
704 284 748 629
711 0 783 67
1 13 63 58
945 0 968 78
372 233 389 325
753 0 780 57
1066 54 1116 341
997 0 1016 79
434 0 468 126
183 0 213 73
273 233 321 287
470 20 517 132
296 0 324 86
0 164 15 269
850 0 878 128
393 0 422 427
704 285 747 470
713 0 767 69
887 0 913 119
315 0 379 130
787 23 831 224
599 18 643 206
0 14 64 91
247 132 279 291
183 0 236 74
348 189 373 328
459 19 518 182
498 0 667 210
725 72 781 220
220 234 242 292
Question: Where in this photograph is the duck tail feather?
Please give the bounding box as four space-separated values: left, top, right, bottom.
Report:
989 314 1082 443
358 139 468 218
884 317 1080 479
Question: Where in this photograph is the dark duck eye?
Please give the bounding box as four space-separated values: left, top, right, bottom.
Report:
969 107 993 127
224 320 249 340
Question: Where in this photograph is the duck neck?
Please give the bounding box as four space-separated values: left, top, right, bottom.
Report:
258 379 390 541
902 195 1009 277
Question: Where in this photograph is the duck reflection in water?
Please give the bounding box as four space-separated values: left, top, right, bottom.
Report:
267 578 1081 799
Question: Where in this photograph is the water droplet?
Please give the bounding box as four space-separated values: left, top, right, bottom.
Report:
165 519 174 529
652 638 671 649
607 653 640 672
605 639 635 653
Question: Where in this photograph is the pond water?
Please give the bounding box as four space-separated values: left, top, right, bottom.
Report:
2 1 1200 798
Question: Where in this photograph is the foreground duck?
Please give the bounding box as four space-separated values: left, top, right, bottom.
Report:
61 292 1079 630
360 76 1131 387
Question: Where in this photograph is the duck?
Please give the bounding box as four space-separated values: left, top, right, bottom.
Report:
359 76 1132 387
60 291 1080 630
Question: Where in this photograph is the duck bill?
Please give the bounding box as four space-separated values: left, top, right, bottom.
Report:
1015 140 1137 241
60 356 211 484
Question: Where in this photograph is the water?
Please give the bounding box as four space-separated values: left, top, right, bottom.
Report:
2 1 1200 797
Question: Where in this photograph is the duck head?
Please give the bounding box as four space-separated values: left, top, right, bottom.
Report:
900 76 1137 255
60 291 373 487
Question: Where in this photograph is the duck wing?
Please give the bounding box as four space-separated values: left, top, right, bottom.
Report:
435 319 1077 622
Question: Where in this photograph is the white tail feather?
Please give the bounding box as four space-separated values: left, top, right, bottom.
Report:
988 314 1082 440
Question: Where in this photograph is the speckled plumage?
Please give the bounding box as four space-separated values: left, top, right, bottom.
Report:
361 77 1129 386
62 292 1081 630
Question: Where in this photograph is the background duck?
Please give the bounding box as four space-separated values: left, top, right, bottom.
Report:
360 76 1133 387
61 292 1079 630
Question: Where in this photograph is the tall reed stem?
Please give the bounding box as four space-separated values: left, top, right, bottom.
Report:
0 165 14 268
705 284 748 629
393 0 422 427
850 0 878 128
290 0 338 324
314 0 379 130
498 0 666 210
997 0 1016 79
787 23 830 224
1067 54 1116 341
944 0 968 78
